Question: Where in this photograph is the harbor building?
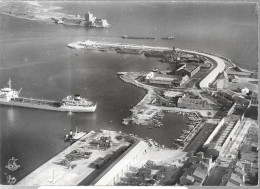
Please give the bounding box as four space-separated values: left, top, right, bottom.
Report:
250 92 258 107
177 94 210 110
217 90 237 101
93 140 148 185
225 173 244 186
220 160 246 186
145 72 189 87
180 152 214 186
175 64 201 78
154 90 183 106
203 114 242 158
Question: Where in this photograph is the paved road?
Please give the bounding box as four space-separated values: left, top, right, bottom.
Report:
180 50 226 90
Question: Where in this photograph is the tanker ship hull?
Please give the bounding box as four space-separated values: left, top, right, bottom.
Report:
0 99 96 113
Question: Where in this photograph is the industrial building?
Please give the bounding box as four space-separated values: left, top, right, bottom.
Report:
93 140 148 185
250 92 258 107
175 64 201 78
203 114 241 158
145 72 189 87
177 94 210 110
180 152 215 186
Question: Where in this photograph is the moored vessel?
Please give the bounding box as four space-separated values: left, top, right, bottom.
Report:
65 128 86 141
161 35 175 40
0 79 96 112
121 35 156 40
115 47 143 54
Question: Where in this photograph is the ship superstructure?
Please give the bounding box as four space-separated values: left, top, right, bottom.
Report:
0 79 20 101
0 80 96 112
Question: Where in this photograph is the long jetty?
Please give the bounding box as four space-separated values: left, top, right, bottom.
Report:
67 40 226 91
67 40 171 51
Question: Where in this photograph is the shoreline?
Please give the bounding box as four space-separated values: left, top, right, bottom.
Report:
116 48 241 150
117 46 229 127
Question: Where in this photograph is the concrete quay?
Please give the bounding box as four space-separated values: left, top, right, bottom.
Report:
16 130 131 186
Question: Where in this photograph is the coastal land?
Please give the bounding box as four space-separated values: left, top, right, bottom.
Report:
0 1 109 27
65 40 258 186
3 38 257 186
0 2 257 185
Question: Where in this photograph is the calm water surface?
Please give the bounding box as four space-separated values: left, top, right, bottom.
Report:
0 1 258 184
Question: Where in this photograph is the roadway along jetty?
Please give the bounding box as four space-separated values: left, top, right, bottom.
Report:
180 49 226 89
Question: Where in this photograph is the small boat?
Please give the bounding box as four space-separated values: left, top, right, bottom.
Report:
6 175 16 185
153 141 158 146
161 35 175 40
65 127 86 141
72 131 86 140
5 157 20 171
98 47 108 52
122 119 129 125
179 136 186 139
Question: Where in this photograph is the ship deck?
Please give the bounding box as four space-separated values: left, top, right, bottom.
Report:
11 97 61 107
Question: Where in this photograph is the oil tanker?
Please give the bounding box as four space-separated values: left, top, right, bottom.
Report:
0 79 96 112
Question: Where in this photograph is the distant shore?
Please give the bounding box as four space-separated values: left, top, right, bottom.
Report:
0 1 66 23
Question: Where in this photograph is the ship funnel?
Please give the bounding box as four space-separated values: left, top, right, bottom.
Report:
74 94 81 100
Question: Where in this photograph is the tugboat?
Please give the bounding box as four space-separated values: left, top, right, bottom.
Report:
5 157 20 171
65 127 86 142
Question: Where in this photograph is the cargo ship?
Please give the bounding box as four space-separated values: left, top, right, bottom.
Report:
121 35 156 40
161 35 175 40
0 79 96 112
